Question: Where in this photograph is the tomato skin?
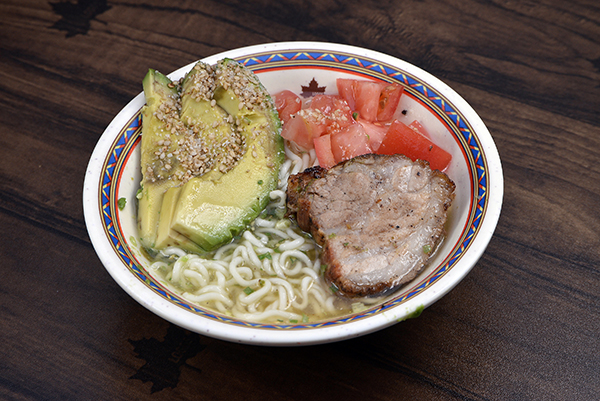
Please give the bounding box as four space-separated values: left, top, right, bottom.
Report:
274 90 302 123
330 123 372 164
313 134 336 169
377 84 404 121
377 120 452 171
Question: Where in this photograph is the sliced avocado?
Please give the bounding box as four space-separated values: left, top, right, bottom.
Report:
154 186 204 254
137 69 188 250
154 61 244 253
179 61 244 181
169 59 284 251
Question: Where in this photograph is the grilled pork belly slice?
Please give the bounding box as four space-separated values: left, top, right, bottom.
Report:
287 154 455 298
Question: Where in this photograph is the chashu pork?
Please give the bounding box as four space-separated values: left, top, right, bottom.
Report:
286 153 455 298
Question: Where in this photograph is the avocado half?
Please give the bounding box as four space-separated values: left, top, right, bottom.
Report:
137 59 284 254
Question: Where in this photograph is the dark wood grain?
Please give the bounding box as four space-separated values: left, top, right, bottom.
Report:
1 0 599 399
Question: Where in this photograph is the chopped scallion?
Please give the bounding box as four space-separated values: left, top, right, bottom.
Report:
319 263 327 276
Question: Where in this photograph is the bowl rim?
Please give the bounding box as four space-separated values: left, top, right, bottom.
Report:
83 41 503 346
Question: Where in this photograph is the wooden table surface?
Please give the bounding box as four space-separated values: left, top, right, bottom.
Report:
1 0 599 399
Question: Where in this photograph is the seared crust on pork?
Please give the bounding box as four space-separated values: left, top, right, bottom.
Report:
286 154 455 298
285 165 327 231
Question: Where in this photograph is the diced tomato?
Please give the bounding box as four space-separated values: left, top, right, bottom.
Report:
408 119 431 139
330 123 372 164
313 134 336 169
274 90 303 123
377 84 404 121
336 78 403 122
280 114 313 150
338 79 381 120
281 95 356 152
281 101 341 151
307 94 336 114
377 120 452 171
353 81 383 122
306 95 354 131
279 86 449 172
358 120 389 152
336 79 357 110
300 109 329 139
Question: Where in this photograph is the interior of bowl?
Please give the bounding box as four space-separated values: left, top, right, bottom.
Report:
85 42 501 345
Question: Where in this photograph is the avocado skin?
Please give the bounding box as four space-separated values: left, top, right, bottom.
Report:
169 59 284 251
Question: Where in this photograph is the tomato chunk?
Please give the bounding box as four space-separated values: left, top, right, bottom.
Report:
306 95 354 132
377 84 404 121
281 94 356 152
274 90 302 123
313 134 336 169
280 114 313 150
358 120 388 152
408 119 431 139
336 79 357 110
353 81 383 122
337 79 403 122
300 109 329 139
377 120 452 171
330 123 372 164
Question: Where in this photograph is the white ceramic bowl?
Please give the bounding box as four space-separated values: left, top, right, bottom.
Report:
83 42 503 346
